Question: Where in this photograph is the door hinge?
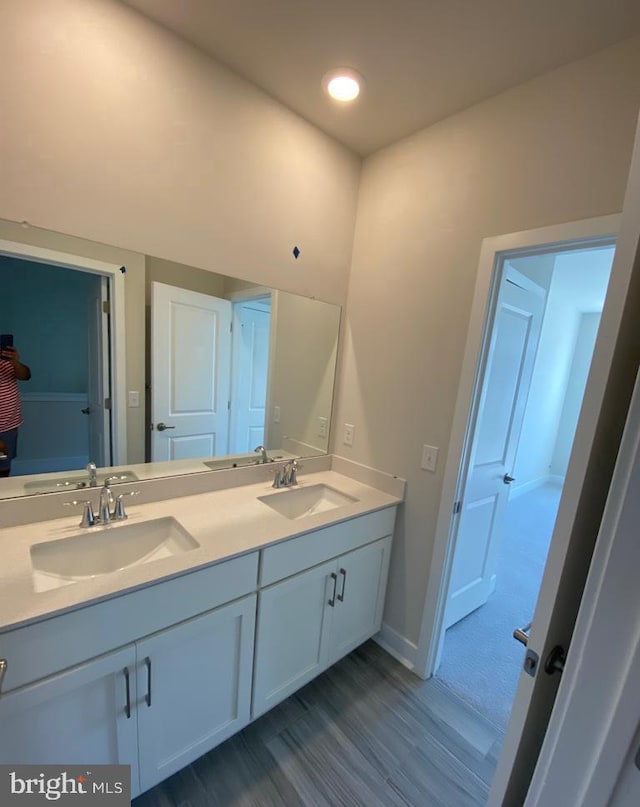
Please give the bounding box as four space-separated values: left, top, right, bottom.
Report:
230 321 233 333
102 300 111 315
453 501 462 515
228 400 231 410
104 397 112 410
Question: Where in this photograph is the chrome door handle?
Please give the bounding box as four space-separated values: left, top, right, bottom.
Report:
513 622 532 646
503 474 516 485
156 422 175 431
81 406 91 415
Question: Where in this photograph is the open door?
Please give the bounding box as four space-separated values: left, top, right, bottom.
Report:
445 266 546 628
229 298 271 454
487 120 640 803
86 275 111 467
151 282 231 462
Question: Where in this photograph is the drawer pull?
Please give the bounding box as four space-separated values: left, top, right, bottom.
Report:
337 568 347 602
328 572 338 607
123 667 131 719
145 657 152 707
0 658 7 697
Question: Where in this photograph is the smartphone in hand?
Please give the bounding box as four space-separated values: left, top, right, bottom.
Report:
0 334 14 356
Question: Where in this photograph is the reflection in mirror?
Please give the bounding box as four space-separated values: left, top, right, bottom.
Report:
0 234 341 499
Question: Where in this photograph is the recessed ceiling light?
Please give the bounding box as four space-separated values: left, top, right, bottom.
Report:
322 68 364 103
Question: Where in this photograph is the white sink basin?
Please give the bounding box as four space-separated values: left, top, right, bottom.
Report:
258 484 358 520
30 517 199 593
23 471 139 495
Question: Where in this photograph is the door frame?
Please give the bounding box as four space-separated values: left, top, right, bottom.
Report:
416 214 620 681
0 239 127 465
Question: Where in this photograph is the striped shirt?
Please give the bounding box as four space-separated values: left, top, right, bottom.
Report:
0 359 22 431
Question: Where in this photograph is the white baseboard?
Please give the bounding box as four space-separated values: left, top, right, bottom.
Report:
510 475 556 499
374 622 419 673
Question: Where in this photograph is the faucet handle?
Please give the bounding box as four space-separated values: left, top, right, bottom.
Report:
114 490 139 520
272 468 285 488
64 499 97 528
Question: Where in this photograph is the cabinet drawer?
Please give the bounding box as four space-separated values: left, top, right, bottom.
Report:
0 551 258 692
259 507 396 586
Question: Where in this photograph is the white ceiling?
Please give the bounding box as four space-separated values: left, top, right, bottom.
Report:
122 0 640 156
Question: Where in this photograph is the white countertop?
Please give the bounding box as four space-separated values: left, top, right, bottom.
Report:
0 469 402 633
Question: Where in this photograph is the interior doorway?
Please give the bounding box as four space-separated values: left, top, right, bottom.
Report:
0 254 113 475
435 242 615 731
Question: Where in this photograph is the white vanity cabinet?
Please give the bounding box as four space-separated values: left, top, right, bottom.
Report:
0 643 139 781
0 552 259 798
252 507 395 718
136 594 256 792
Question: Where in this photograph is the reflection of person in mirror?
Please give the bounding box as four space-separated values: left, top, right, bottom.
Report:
0 345 31 477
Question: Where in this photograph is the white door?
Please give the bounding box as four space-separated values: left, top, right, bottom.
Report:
86 275 111 466
229 300 270 454
151 282 231 462
136 595 256 793
252 559 335 719
328 537 392 665
0 645 139 795
523 369 640 805
445 266 546 628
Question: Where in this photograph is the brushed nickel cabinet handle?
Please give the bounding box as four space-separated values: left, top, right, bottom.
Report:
0 659 7 697
328 572 338 607
145 657 152 706
337 568 347 602
123 667 131 719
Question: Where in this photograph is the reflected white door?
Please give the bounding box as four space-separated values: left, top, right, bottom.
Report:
86 275 111 466
151 282 231 462
229 300 270 454
445 266 546 628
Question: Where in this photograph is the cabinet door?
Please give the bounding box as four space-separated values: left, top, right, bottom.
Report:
252 559 336 719
136 593 256 794
328 536 392 665
0 644 139 796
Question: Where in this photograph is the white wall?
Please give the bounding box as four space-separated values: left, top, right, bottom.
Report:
550 311 602 477
0 0 360 306
334 38 640 651
268 292 340 455
513 247 613 491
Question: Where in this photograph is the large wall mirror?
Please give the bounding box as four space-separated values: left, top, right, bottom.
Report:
0 225 341 500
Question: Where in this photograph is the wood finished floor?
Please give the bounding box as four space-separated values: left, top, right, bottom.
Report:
133 640 504 807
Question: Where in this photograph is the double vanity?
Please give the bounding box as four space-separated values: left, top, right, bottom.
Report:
0 459 403 798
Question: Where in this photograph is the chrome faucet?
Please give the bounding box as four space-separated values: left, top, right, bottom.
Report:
65 479 139 526
272 460 299 488
254 445 272 464
99 478 116 522
86 462 98 487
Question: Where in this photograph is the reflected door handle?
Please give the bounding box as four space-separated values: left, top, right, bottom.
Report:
156 422 175 431
81 407 91 415
503 474 516 485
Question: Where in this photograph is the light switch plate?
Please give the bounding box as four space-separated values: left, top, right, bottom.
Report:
343 423 355 446
128 390 140 408
318 417 328 438
273 406 281 424
421 444 439 472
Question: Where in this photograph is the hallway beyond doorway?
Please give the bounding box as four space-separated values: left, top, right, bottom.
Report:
437 483 562 730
